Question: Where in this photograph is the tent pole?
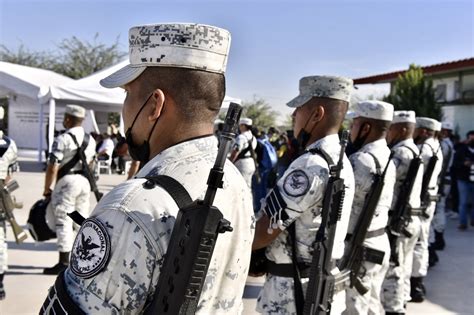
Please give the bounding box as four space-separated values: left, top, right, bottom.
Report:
48 98 56 156
38 101 44 162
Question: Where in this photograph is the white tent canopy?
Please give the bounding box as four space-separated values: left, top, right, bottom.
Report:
0 62 73 151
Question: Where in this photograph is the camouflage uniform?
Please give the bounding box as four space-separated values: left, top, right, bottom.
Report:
46 126 96 252
257 134 355 315
412 137 443 278
0 132 18 275
52 136 254 314
234 130 257 187
345 139 396 315
382 139 424 313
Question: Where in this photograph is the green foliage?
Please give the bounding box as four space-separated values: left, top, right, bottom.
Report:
383 64 442 120
242 97 278 130
0 34 126 79
108 112 121 125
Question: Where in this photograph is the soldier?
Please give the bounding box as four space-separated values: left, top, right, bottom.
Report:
252 75 355 315
0 106 18 300
42 105 96 275
382 111 424 315
431 121 455 250
230 117 257 187
410 117 443 302
344 101 396 315
40 23 254 314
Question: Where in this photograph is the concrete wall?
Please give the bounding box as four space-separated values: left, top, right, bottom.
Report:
442 104 474 138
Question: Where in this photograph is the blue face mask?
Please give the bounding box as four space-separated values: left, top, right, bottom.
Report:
125 93 159 164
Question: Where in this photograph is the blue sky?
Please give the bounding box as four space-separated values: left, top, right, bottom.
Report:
1 0 473 117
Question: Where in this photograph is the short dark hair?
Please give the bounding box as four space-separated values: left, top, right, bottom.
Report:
139 67 225 124
467 130 474 138
309 97 349 128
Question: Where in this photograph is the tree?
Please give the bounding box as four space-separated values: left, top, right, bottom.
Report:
383 64 442 120
0 34 126 79
241 97 278 130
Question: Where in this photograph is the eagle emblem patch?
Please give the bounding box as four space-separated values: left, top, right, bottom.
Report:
70 218 111 279
283 170 310 197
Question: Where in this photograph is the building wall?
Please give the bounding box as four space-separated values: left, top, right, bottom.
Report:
442 104 474 139
432 76 459 102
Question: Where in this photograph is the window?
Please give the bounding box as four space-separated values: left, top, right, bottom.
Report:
435 84 447 102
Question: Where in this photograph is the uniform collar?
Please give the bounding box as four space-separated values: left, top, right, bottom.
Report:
306 133 340 151
137 135 218 177
66 126 84 133
393 138 415 149
360 138 387 152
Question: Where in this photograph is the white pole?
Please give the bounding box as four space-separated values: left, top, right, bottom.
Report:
38 101 44 162
48 98 56 154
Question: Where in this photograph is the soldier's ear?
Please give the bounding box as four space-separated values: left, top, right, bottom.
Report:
310 105 325 124
148 89 165 121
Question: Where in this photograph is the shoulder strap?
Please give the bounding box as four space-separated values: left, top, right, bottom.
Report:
400 145 417 159
306 147 335 167
366 152 382 175
144 175 193 209
236 135 254 160
0 136 11 158
57 133 89 181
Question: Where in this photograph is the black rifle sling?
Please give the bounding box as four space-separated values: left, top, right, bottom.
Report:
0 136 11 157
57 133 90 181
142 175 194 314
420 142 440 202
289 147 334 315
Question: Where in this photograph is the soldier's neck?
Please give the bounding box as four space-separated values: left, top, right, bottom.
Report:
149 123 214 158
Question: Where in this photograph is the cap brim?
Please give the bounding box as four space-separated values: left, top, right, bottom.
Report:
345 111 358 120
286 94 312 108
100 64 146 89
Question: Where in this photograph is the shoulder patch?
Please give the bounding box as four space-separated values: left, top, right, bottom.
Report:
283 169 310 197
70 218 111 279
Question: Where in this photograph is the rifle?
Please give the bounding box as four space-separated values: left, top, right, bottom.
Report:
146 102 243 315
0 180 27 244
387 147 421 265
302 131 348 315
420 143 440 210
437 142 452 196
338 152 392 295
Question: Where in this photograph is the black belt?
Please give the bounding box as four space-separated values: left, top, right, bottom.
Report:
345 227 386 242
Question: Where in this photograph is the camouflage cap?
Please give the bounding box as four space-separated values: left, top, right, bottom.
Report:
392 110 416 124
433 120 442 132
239 118 253 126
65 105 86 118
441 121 453 130
416 117 439 131
351 100 394 122
0 106 4 120
100 23 231 89
287 75 353 108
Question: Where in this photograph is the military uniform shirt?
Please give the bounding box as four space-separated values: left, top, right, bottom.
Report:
391 139 424 210
234 130 257 157
347 139 396 244
50 126 96 171
257 134 355 314
64 136 254 314
418 138 443 197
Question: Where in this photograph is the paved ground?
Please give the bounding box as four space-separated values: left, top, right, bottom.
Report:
0 160 473 314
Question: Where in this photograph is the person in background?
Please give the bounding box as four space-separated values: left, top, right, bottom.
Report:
42 105 96 275
230 118 257 188
97 132 114 161
0 106 18 300
452 130 474 230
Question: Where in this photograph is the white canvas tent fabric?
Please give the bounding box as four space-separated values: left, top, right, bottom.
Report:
0 62 73 151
